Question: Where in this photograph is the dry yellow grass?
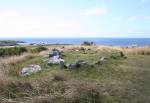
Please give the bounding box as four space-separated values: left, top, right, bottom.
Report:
96 45 150 55
0 49 50 83
0 53 34 76
0 53 36 91
122 46 150 55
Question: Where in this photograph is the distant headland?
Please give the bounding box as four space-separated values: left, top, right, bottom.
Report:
0 40 25 46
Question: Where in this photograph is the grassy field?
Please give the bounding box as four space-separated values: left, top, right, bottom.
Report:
0 45 150 103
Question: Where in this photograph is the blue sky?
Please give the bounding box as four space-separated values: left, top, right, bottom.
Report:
0 0 150 38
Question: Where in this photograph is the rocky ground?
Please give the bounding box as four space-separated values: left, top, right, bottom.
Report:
0 45 150 103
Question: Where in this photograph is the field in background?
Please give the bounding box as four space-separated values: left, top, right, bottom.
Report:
0 45 150 103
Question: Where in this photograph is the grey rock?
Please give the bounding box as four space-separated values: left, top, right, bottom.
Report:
21 65 42 76
60 60 65 68
68 64 77 69
99 57 108 65
48 56 65 65
95 57 108 65
76 60 87 67
48 48 65 66
49 49 61 57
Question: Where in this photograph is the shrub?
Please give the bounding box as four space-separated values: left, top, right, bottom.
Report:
110 51 126 59
30 46 48 53
0 47 27 57
81 41 95 46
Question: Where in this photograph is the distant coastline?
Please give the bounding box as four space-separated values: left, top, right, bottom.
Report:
0 40 25 46
0 38 150 46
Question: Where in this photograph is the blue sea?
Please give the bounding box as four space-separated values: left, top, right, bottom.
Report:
0 38 150 46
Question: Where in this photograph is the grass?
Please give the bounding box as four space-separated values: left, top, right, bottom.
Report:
30 46 48 53
123 46 150 55
0 47 27 57
0 46 48 57
0 45 150 103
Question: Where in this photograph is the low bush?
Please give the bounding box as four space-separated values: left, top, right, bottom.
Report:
110 51 126 59
0 47 27 57
81 41 95 46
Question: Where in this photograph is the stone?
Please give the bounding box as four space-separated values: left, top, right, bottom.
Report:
21 65 42 76
100 57 106 61
64 63 70 68
60 60 65 68
95 57 108 65
48 48 65 66
48 56 65 65
99 57 108 65
65 60 87 69
68 64 77 69
75 60 86 67
49 49 61 57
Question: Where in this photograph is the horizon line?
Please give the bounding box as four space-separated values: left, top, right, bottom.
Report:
0 37 150 39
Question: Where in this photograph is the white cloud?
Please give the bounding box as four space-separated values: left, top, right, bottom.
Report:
127 16 137 21
0 10 82 37
82 7 109 16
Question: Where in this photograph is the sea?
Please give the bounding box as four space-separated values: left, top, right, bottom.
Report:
0 38 150 47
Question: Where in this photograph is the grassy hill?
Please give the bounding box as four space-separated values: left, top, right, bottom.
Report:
0 45 150 103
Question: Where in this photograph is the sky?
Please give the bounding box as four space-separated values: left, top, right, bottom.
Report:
0 0 150 38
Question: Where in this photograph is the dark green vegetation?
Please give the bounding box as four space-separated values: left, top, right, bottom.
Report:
0 47 27 57
81 41 95 46
30 46 48 53
0 40 25 46
0 46 48 57
0 46 150 103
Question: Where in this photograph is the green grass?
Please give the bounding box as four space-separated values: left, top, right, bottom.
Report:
1 47 150 103
30 46 48 53
0 47 27 57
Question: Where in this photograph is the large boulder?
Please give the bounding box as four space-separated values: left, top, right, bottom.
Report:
21 65 42 76
48 56 65 65
48 48 65 66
